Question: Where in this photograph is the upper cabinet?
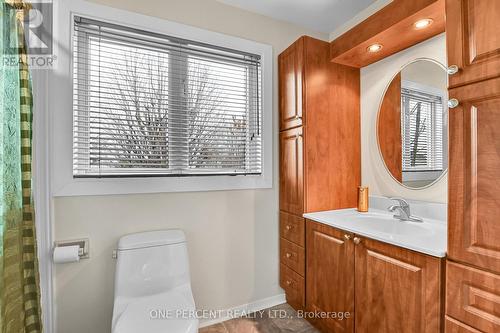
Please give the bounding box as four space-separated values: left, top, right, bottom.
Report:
448 77 500 274
446 0 500 88
279 38 304 130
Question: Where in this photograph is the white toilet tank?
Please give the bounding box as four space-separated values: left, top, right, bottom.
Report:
114 229 192 298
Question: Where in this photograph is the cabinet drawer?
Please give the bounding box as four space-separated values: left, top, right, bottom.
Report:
446 261 500 333
445 316 482 333
280 264 305 309
280 238 305 276
280 212 305 247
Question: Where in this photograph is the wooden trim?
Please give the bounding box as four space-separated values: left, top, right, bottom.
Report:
330 0 445 68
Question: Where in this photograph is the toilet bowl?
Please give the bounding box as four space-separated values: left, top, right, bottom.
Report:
112 230 198 333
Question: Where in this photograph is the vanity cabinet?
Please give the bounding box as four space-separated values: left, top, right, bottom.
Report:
305 219 443 333
306 221 355 333
355 236 443 333
446 0 500 88
279 36 360 310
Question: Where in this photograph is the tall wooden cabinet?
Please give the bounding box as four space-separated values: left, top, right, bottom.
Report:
445 1 500 332
278 36 360 310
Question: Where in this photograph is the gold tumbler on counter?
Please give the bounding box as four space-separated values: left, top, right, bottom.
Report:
357 186 369 212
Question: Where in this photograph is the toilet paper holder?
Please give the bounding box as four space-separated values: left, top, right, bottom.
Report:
54 238 90 259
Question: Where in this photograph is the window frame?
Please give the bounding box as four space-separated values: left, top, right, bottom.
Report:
50 0 272 196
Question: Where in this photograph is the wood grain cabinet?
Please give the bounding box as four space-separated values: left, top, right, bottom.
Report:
279 127 304 216
355 237 443 333
279 38 304 130
448 77 500 274
279 36 360 310
446 261 500 333
446 0 500 88
305 220 443 333
446 1 500 330
306 221 355 333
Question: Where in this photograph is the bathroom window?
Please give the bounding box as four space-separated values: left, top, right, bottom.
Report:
72 16 262 177
401 86 445 172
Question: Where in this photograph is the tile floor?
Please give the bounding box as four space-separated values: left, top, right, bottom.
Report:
199 303 319 333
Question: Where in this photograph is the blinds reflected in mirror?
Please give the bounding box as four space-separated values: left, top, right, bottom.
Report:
72 16 262 177
401 87 444 172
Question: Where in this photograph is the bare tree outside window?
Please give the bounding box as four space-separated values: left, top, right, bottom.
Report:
409 102 427 167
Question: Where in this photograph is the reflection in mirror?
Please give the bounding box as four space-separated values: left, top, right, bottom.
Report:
377 59 448 189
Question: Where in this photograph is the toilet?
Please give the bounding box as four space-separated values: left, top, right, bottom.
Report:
112 230 198 333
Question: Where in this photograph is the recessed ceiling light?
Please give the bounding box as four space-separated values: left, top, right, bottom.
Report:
367 43 383 53
414 18 433 29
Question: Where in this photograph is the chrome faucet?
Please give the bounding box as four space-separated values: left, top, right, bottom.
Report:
388 198 423 223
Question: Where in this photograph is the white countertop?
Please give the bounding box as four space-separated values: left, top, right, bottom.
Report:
303 208 447 258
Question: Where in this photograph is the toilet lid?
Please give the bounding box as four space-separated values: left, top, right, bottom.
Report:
113 290 198 333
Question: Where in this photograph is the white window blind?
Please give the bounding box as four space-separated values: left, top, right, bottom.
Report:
401 87 444 172
72 16 262 177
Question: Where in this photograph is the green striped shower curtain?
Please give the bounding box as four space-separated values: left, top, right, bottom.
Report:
0 0 42 332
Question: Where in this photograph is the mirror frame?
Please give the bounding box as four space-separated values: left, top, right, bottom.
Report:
376 57 449 190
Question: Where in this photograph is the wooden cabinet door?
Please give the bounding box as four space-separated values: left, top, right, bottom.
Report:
306 220 354 333
279 127 304 215
446 0 500 88
355 237 443 333
448 77 500 274
279 38 303 130
446 261 500 333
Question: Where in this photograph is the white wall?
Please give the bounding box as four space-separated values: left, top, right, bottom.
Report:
402 60 447 91
360 33 448 203
51 1 327 333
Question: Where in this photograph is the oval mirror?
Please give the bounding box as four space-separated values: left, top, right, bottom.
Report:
377 59 448 189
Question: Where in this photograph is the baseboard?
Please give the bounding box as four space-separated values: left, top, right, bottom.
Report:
198 293 286 328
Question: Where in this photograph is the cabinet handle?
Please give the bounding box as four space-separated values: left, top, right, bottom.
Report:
286 225 292 231
344 234 351 241
447 65 459 75
295 134 302 140
286 280 292 286
286 252 292 258
353 237 362 245
448 98 459 109
294 115 301 120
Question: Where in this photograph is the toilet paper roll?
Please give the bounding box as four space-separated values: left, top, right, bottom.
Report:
53 245 80 264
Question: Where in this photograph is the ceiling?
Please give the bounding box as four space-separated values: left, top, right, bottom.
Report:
216 0 378 34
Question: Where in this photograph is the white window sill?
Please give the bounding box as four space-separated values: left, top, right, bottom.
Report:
52 174 272 197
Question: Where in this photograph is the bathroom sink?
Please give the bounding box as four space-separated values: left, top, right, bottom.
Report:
349 213 434 237
303 208 446 257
